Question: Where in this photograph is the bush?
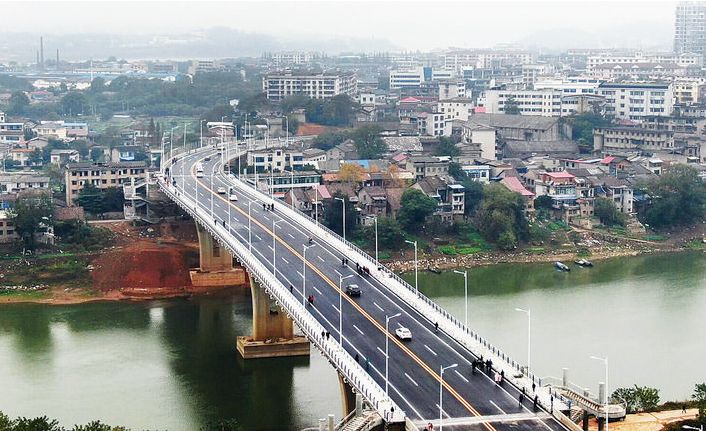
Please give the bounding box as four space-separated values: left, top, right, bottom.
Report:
438 245 457 255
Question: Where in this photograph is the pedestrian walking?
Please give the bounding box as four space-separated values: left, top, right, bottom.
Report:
519 393 524 408
532 382 536 392
522 387 526 396
355 353 359 363
682 404 687 413
365 358 370 371
550 395 554 414
325 331 330 340
533 395 538 411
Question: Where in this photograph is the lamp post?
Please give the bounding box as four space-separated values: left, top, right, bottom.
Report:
338 274 353 347
405 240 418 295
439 363 458 431
272 219 284 276
282 115 289 147
334 197 346 242
200 120 206 148
169 126 178 170
453 270 468 327
515 307 531 376
302 243 316 304
373 216 379 263
590 355 609 431
314 186 320 224
682 426 704 431
385 312 401 398
247 200 258 253
290 169 294 209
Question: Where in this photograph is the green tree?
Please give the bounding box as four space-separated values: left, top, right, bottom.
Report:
352 125 386 159
434 137 460 157
594 197 626 226
461 179 485 216
634 386 660 412
363 216 403 250
89 77 106 93
612 387 637 413
448 162 464 180
503 96 521 115
61 92 87 116
640 165 706 229
473 183 528 249
28 148 43 166
534 195 553 211
312 130 351 151
694 382 706 422
76 184 105 214
323 192 357 237
305 95 356 126
569 112 612 152
9 193 54 251
8 91 30 115
397 188 438 231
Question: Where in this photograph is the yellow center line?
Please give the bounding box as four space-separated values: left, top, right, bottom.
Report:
186 157 497 429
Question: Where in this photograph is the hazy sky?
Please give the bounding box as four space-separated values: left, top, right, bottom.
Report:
3 0 683 51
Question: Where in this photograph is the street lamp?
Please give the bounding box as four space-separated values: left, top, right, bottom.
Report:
439 363 458 431
272 219 285 276
385 312 402 398
247 199 260 253
590 355 609 431
405 240 418 295
453 270 468 327
200 119 206 148
338 274 353 347
282 115 289 147
169 125 179 171
373 216 379 263
302 243 316 304
515 308 531 376
334 197 346 242
682 426 704 431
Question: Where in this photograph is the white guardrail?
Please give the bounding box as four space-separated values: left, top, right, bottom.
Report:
161 150 405 425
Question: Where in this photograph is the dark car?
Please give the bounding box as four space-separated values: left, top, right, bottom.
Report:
345 284 361 297
204 156 211 161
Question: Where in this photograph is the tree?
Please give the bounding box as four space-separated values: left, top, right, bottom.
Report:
612 387 637 413
694 382 706 422
352 125 386 159
89 77 106 93
305 95 356 126
448 162 464 180
640 165 706 229
28 148 43 166
633 386 660 412
397 188 438 231
435 137 460 157
8 91 29 115
460 179 484 216
473 183 529 250
570 112 612 152
534 195 553 211
312 131 350 151
76 184 104 214
61 92 87 116
323 192 357 237
503 96 521 115
9 193 54 251
594 197 626 226
338 163 365 185
361 216 404 250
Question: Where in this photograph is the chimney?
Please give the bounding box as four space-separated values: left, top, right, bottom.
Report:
40 36 44 70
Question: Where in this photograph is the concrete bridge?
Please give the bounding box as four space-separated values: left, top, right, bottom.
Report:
160 142 584 431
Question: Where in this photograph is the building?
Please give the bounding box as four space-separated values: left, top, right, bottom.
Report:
257 171 321 194
264 51 315 66
465 113 566 142
0 173 50 194
64 161 149 206
188 59 223 74
9 148 40 167
533 171 578 209
598 82 674 121
481 88 563 116
0 211 18 243
438 80 466 99
262 71 357 101
247 148 304 172
459 123 497 160
674 2 706 56
34 121 68 140
389 67 457 90
417 112 452 137
50 149 80 165
411 176 465 221
0 121 24 146
587 51 703 70
593 127 675 154
500 176 535 217
405 156 449 180
438 98 474 122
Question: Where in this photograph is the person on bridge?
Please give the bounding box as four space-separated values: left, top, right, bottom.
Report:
533 395 538 411
263 203 267 211
355 353 359 363
308 237 313 245
519 393 524 408
365 358 369 371
532 382 536 392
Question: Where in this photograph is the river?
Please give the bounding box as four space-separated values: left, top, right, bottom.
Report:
0 251 703 430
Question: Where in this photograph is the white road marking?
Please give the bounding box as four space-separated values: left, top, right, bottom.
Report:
434 404 452 419
281 257 289 264
296 271 303 278
376 346 387 357
424 344 438 356
490 400 506 415
405 373 420 387
311 285 322 295
454 369 469 383
373 302 384 312
352 324 364 335
287 233 295 239
254 234 262 241
317 256 325 262
332 304 340 313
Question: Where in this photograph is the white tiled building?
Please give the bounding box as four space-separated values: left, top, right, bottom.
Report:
598 82 674 121
263 71 357 101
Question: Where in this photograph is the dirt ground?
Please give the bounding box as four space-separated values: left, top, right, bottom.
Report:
587 409 700 431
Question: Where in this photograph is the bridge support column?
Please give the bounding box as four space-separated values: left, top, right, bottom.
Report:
597 417 605 431
190 223 246 290
338 373 356 418
237 275 309 359
582 412 589 431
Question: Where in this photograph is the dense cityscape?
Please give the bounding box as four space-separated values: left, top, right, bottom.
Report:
0 1 704 431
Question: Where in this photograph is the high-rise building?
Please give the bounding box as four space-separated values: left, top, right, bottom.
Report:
675 2 706 55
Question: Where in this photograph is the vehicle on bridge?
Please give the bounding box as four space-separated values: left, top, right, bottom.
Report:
345 284 361 297
395 327 412 341
196 163 204 178
217 187 226 194
229 191 238 201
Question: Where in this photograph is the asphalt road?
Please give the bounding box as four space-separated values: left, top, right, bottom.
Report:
167 147 568 431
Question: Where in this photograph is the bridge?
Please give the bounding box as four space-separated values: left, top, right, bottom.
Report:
159 141 585 431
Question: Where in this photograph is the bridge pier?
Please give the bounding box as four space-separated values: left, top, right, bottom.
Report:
338 373 357 418
190 223 246 290
237 275 310 359
582 411 590 431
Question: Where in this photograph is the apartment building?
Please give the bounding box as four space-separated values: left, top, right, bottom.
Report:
598 82 674 121
0 121 24 146
0 173 50 194
247 148 304 172
587 51 703 71
389 67 456 90
263 71 357 101
438 80 466 99
481 89 563 116
64 161 148 206
674 2 706 55
522 63 554 86
411 176 465 221
417 112 452 137
187 59 223 74
263 51 315 66
405 156 450 180
442 50 534 72
593 127 675 154
438 98 474 122
673 79 706 104
34 121 67 140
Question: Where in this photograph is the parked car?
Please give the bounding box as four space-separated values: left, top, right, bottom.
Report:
395 327 412 341
345 284 361 296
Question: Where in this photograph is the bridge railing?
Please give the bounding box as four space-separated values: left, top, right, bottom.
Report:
224 167 569 415
158 176 405 425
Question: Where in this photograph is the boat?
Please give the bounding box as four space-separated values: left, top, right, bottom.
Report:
554 261 570 272
574 259 594 267
427 267 442 274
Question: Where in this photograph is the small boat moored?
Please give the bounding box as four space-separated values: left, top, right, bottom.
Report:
554 261 571 272
427 267 442 274
574 259 594 267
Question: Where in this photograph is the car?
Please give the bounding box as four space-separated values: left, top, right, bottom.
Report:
196 172 204 178
217 187 226 194
229 193 238 201
345 284 361 296
204 156 211 162
395 327 412 341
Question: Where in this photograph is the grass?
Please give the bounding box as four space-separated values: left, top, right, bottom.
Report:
644 234 667 242
0 290 49 300
685 239 706 250
547 221 571 232
526 247 546 254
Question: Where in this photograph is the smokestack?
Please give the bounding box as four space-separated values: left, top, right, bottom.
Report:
56 49 59 70
36 50 40 67
40 36 44 70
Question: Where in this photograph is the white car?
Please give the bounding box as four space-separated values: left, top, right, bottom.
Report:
395 327 412 341
196 172 204 178
229 193 238 201
217 187 226 194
